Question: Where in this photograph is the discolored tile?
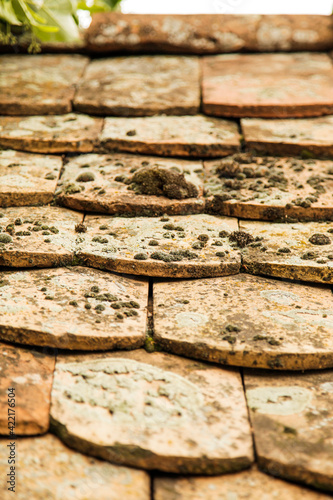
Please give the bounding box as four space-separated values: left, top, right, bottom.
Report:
240 219 333 284
73 56 200 116
0 434 150 500
0 343 55 435
153 274 333 370
77 214 241 278
0 206 82 267
245 370 333 492
204 153 333 221
0 150 61 207
154 466 331 500
0 267 148 350
202 53 333 118
0 114 103 153
0 55 89 115
57 153 204 216
100 115 240 158
50 350 253 474
86 13 333 54
242 116 333 157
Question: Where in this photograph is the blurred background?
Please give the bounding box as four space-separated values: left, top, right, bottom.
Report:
120 0 333 14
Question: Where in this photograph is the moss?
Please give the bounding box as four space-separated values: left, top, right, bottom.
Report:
75 223 87 233
0 234 12 244
14 218 22 226
92 236 108 244
76 172 95 182
69 300 78 307
64 184 84 195
197 234 209 242
85 303 92 310
229 231 254 248
134 253 148 260
148 239 159 246
95 304 105 312
225 324 240 332
115 312 124 319
277 247 291 254
130 166 198 200
150 251 173 262
309 233 331 245
222 334 236 344
91 286 100 293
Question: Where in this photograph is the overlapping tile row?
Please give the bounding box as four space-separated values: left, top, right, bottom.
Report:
3 52 333 119
0 206 333 283
85 13 333 54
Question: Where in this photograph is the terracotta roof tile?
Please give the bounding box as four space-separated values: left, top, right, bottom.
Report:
86 14 333 54
51 350 253 473
0 343 54 435
0 55 89 115
0 150 61 207
242 115 333 157
202 53 333 118
153 274 333 370
245 370 333 491
74 56 200 116
0 114 103 154
101 115 240 158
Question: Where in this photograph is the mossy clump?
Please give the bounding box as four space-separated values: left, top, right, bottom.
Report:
130 166 199 200
309 233 331 245
229 231 254 248
0 234 12 244
75 223 87 233
64 184 84 195
76 172 95 183
134 253 148 260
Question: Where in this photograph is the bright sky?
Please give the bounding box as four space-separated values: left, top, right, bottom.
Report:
121 0 333 15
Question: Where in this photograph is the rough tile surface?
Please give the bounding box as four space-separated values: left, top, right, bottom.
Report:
78 214 241 278
50 350 253 474
86 13 333 53
0 114 103 153
154 274 333 370
0 206 82 267
0 150 61 207
0 434 150 500
0 343 55 435
240 219 333 284
74 56 200 116
58 153 204 216
154 466 332 500
0 55 89 115
202 53 333 118
205 154 333 221
242 116 333 157
0 267 148 350
101 115 240 158
245 370 333 492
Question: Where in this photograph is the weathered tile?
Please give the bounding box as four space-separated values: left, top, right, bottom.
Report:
202 53 333 118
240 220 333 284
204 153 333 221
100 116 240 158
86 13 333 53
0 55 89 115
50 350 253 473
58 153 204 216
0 343 55 435
0 150 61 207
154 466 331 500
0 267 148 350
74 56 200 116
0 206 82 267
242 116 333 157
0 114 103 153
154 274 333 370
78 214 241 278
0 434 150 499
245 370 333 492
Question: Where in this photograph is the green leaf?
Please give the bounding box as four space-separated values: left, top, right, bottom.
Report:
0 2 22 25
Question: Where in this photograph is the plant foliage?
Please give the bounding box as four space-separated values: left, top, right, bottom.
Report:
0 0 121 51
